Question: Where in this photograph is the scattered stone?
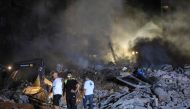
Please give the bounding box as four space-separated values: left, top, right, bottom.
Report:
161 64 173 72
94 64 190 109
153 87 168 101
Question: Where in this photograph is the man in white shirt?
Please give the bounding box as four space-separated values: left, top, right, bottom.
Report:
52 71 63 109
83 76 94 109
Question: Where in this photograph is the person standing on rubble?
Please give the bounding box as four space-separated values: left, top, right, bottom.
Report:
63 73 80 109
51 71 63 109
38 66 46 88
83 76 94 109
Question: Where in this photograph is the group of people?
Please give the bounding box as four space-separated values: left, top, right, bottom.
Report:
51 71 94 109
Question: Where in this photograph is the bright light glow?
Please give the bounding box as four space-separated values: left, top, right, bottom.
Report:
7 66 12 70
132 51 135 55
131 51 138 55
29 64 33 67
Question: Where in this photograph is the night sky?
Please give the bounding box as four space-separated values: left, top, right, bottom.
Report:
0 0 68 64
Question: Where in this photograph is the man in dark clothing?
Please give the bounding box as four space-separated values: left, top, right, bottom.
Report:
64 73 79 109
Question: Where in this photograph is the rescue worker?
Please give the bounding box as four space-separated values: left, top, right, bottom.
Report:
38 66 45 82
51 71 63 109
63 73 79 109
83 76 94 109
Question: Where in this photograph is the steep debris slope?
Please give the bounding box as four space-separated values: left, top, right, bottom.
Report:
95 65 190 109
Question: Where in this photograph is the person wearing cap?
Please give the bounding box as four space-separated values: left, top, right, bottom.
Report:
83 76 94 109
63 73 79 109
51 71 63 109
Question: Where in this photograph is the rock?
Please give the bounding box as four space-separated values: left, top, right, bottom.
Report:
184 69 190 77
98 87 154 109
175 67 184 74
94 90 110 99
12 93 29 104
161 65 173 72
153 87 169 101
134 105 148 109
183 87 190 97
184 65 190 69
0 96 12 102
152 95 158 107
121 87 129 93
18 95 29 103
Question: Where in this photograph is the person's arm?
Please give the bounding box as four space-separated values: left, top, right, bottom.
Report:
83 81 87 94
71 81 80 93
48 82 53 99
76 83 80 93
83 88 86 98
63 81 66 96
49 85 52 93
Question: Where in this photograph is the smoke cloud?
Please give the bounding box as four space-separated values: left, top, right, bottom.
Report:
132 0 190 66
11 0 190 68
13 0 124 68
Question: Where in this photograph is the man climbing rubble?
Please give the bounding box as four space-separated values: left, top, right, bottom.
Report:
83 76 94 109
63 73 80 109
51 71 63 109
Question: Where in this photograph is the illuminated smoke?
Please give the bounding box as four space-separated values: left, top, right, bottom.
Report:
11 0 190 68
13 0 124 68
109 1 190 66
132 1 190 66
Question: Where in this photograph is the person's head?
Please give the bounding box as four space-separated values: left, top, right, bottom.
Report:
51 71 58 79
85 76 89 81
67 73 72 79
38 67 43 72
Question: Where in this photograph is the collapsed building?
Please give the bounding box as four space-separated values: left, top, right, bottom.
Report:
1 60 190 109
96 65 190 109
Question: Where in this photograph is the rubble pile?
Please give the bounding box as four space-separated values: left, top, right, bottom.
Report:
96 87 156 109
0 89 34 109
1 64 190 109
150 65 190 109
74 67 121 91
0 87 52 109
94 65 190 109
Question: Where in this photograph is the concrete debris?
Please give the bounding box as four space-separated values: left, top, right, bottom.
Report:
93 64 190 109
94 90 111 99
1 64 190 109
149 65 190 108
184 65 190 69
116 73 151 88
97 88 154 109
0 96 13 102
161 64 173 72
17 95 29 104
